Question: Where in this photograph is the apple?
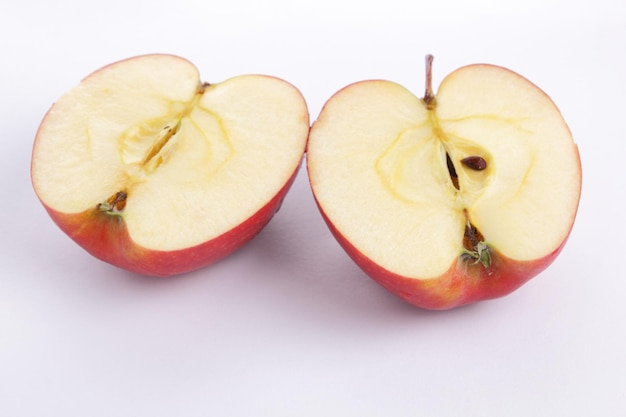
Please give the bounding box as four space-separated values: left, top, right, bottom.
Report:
31 54 309 277
307 55 581 309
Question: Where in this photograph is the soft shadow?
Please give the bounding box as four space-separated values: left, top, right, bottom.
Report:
239 172 489 324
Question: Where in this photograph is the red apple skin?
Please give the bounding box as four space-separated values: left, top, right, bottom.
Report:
314 201 577 310
36 168 301 277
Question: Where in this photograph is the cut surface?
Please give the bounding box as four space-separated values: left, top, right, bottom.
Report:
32 55 309 251
307 65 581 279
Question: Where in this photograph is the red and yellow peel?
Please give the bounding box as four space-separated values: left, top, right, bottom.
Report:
41 169 299 277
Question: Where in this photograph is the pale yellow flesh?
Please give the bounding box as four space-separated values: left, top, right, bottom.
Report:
307 65 581 279
32 55 309 250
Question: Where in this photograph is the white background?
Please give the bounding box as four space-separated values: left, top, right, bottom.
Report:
2 1 625 416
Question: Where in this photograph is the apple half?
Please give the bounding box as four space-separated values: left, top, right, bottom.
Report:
31 54 309 277
307 56 581 309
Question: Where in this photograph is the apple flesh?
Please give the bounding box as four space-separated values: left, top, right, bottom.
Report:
307 56 581 309
31 54 309 276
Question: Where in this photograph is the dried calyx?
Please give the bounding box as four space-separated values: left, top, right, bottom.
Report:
97 190 127 214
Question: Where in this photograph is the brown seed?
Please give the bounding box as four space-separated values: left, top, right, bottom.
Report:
461 156 487 171
446 153 460 190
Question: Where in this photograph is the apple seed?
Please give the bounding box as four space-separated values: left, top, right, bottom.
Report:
461 156 487 171
445 152 460 190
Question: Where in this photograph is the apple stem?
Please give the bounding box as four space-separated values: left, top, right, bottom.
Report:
423 54 436 109
198 82 211 94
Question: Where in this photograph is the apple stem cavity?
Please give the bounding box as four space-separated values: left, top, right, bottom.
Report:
423 54 436 110
198 81 211 94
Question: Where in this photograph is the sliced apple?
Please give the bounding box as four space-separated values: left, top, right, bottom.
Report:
31 54 309 276
307 55 581 309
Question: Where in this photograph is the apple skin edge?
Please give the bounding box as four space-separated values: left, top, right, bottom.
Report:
39 168 300 277
315 201 574 310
